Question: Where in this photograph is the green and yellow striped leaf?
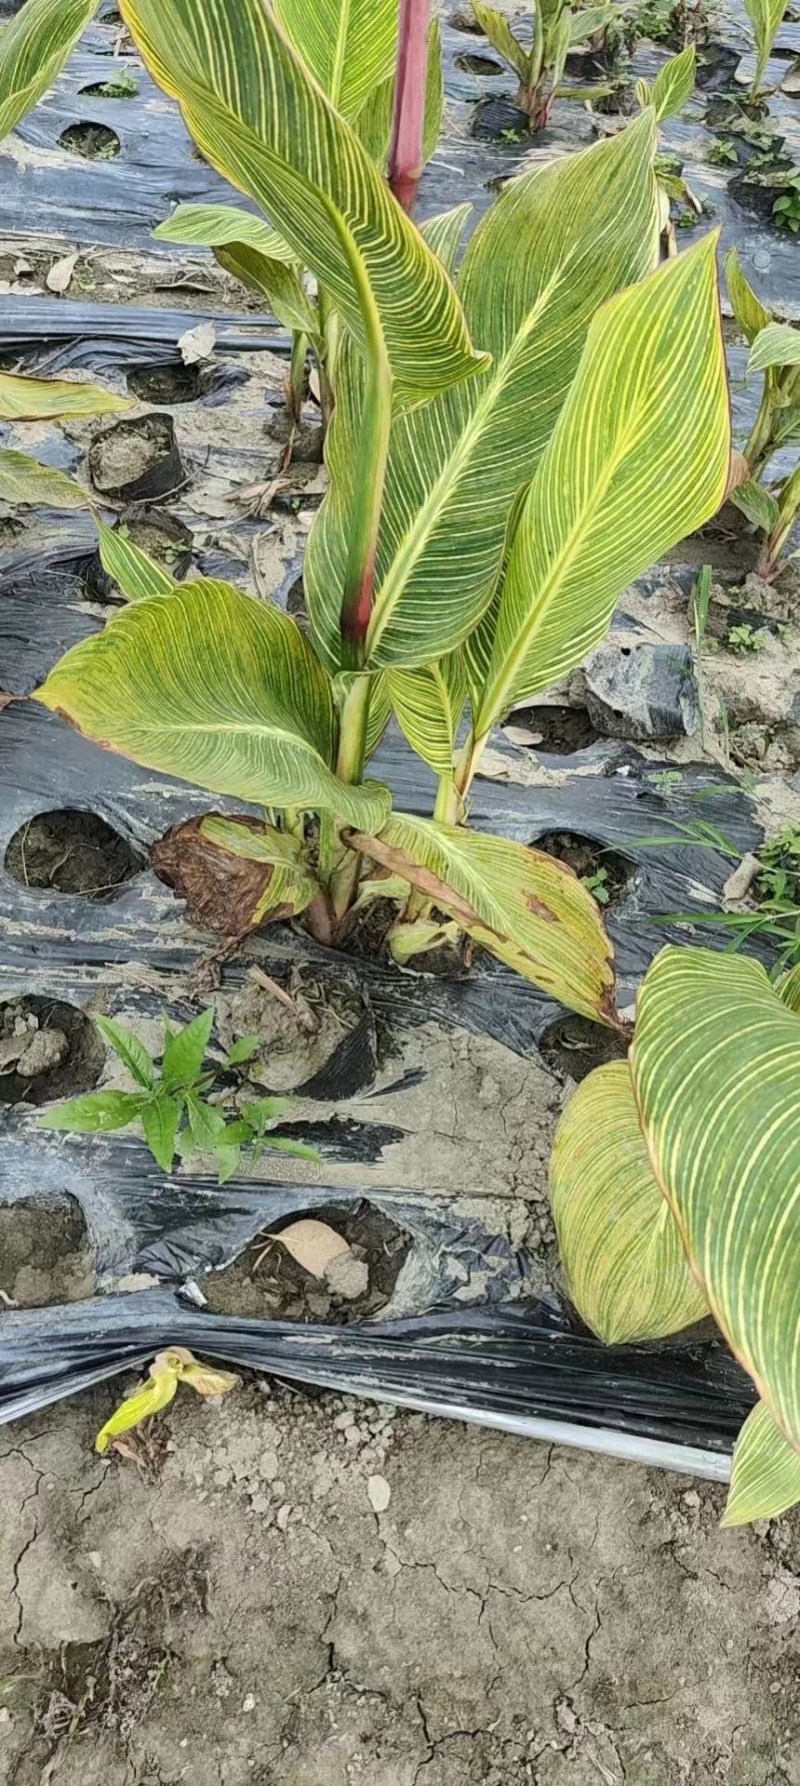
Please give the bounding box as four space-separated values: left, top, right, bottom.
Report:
0 372 130 421
549 1060 709 1343
34 580 390 830
471 1 531 79
729 479 780 532
570 7 613 42
97 519 176 601
0 0 98 142
154 202 317 336
0 449 88 508
387 654 467 777
744 0 788 92
723 1402 800 1527
648 44 696 119
419 203 474 276
306 112 660 672
352 19 443 172
120 0 483 405
472 232 729 737
630 946 800 1452
274 0 398 119
748 322 800 375
778 962 800 1013
349 812 617 1022
724 247 772 345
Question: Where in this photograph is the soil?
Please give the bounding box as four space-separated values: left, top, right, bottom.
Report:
126 361 205 405
88 413 181 499
214 970 376 1099
0 1197 94 1309
535 831 634 909
200 1201 412 1325
5 809 145 898
57 122 121 160
0 996 106 1107
539 1013 630 1085
0 1382 797 1786
505 705 601 756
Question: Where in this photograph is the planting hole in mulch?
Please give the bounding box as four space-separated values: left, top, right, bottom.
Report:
506 704 600 755
58 122 121 160
539 1014 629 1084
88 412 184 503
6 809 145 899
456 51 504 73
0 1196 94 1308
216 967 377 1100
449 7 484 29
200 1201 412 1325
83 508 193 600
534 831 634 909
0 996 105 1107
126 361 204 405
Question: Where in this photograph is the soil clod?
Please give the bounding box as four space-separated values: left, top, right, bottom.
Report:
0 1195 94 1308
0 996 105 1106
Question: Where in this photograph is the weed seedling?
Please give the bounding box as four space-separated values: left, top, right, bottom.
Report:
38 1007 319 1181
97 69 139 97
727 622 765 654
773 171 800 233
581 866 611 905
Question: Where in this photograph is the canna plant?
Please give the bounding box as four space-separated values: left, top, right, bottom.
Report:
33 0 732 1031
742 0 791 98
153 0 444 421
0 0 133 498
470 0 615 129
724 249 800 575
549 946 800 1526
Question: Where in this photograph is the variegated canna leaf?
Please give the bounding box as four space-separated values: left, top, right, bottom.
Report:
35 580 390 830
724 247 772 345
0 372 131 421
723 1402 800 1527
120 0 483 405
470 0 531 79
151 813 319 936
307 112 660 672
97 519 177 601
748 322 800 374
0 449 88 508
274 0 399 118
473 232 730 738
648 44 696 119
549 1060 708 1343
569 6 613 41
349 812 617 1023
729 480 780 532
630 947 800 1453
418 203 474 276
387 654 467 777
0 0 98 141
154 203 317 336
744 0 788 92
352 18 443 172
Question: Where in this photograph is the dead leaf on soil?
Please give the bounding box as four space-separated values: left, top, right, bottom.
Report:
178 319 216 364
46 250 80 295
265 1218 351 1279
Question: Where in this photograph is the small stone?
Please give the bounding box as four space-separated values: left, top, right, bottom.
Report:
334 1410 354 1430
682 1490 700 1508
249 1493 271 1515
16 1027 69 1077
87 1551 102 1569
241 1693 256 1713
367 1473 391 1514
260 1449 279 1481
324 1251 369 1301
0 1707 12 1726
276 1503 292 1531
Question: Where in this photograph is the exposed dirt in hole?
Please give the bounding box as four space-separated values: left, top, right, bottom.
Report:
456 51 504 72
1 1382 797 1786
0 995 105 1106
58 122 121 160
215 969 375 1098
265 408 325 464
0 1196 94 1308
6 809 144 898
539 1012 630 1084
88 412 181 499
535 830 634 909
201 1201 412 1325
126 361 204 404
505 704 600 755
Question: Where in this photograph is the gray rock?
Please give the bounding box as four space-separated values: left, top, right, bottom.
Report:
15 1027 69 1077
583 639 699 741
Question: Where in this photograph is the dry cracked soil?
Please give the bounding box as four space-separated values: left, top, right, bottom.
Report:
0 1378 798 1786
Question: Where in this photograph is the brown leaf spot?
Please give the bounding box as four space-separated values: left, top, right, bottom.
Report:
347 831 482 931
151 814 281 939
523 892 558 922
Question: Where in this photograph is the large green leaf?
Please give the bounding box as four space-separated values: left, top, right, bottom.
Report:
648 45 696 120
274 0 398 118
630 946 800 1452
306 112 660 672
387 655 467 777
549 1060 708 1343
97 519 176 601
352 19 443 172
34 580 390 830
748 322 800 375
0 449 88 508
120 0 483 405
744 0 788 91
473 232 730 737
0 0 98 141
470 0 530 80
0 372 130 421
349 812 618 1023
154 202 317 336
723 1402 800 1527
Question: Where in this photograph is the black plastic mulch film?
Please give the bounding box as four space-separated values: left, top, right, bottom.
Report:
0 0 795 1469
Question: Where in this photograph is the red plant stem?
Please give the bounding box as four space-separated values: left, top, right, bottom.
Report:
388 0 429 214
